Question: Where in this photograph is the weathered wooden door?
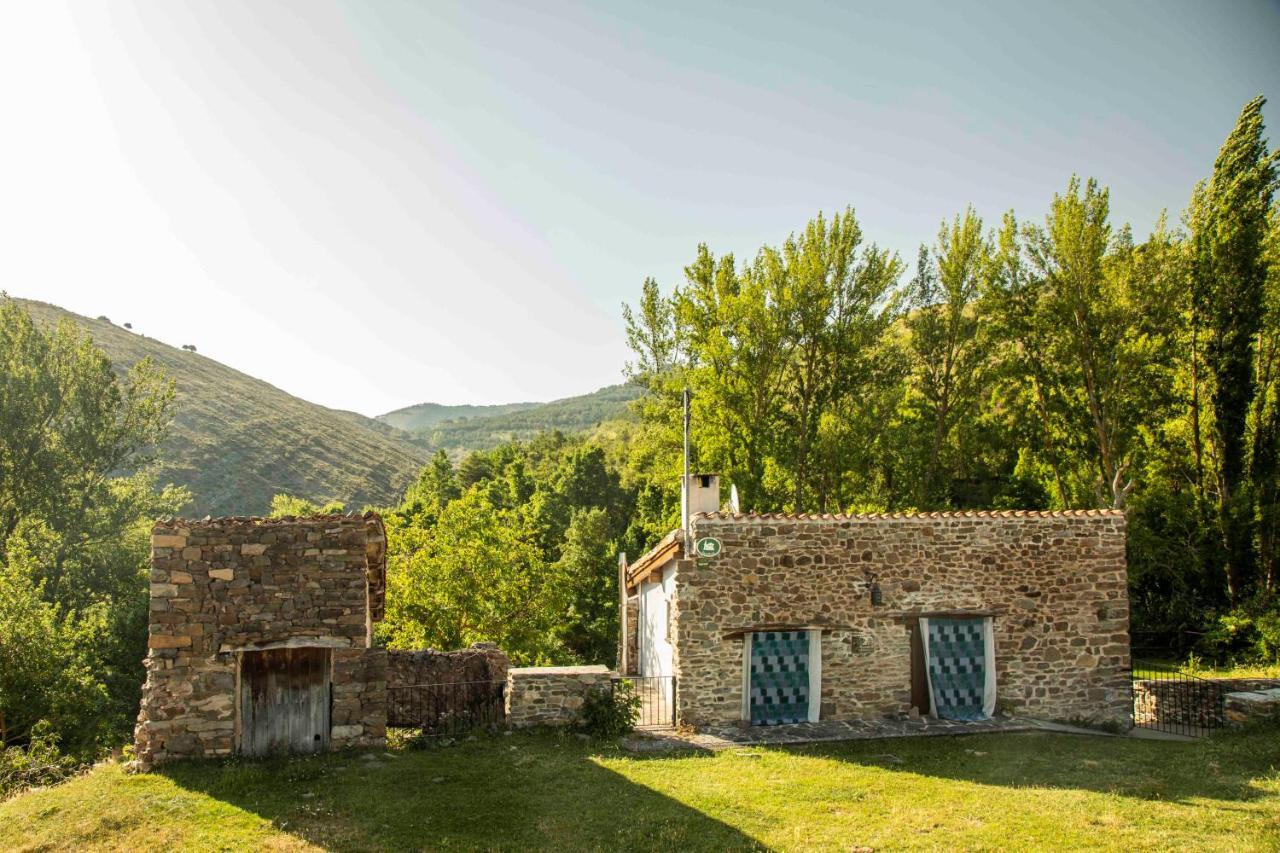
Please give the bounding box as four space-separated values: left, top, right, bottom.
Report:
239 648 331 757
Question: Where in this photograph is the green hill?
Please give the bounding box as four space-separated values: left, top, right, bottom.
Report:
19 299 431 517
382 383 642 456
378 400 540 433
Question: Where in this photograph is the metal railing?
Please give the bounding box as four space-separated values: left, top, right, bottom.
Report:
1131 659 1224 738
618 675 676 729
387 680 506 737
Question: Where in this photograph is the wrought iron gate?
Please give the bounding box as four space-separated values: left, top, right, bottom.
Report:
1131 660 1224 737
620 676 676 729
387 680 506 737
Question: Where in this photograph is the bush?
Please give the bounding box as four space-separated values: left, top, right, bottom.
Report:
0 721 78 801
1199 602 1280 665
578 680 640 738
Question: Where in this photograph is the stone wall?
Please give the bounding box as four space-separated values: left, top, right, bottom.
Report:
134 514 388 766
1134 677 1280 728
1225 684 1280 725
505 665 614 728
386 643 510 728
675 511 1131 728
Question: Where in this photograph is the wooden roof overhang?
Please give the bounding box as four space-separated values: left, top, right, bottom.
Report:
623 529 682 592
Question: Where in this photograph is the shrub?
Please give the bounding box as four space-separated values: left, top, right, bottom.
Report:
1199 602 1280 665
0 721 79 801
578 680 639 738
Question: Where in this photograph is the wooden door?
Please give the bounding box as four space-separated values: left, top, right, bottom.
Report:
239 648 331 757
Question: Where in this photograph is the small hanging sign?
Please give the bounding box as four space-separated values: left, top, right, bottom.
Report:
694 537 722 558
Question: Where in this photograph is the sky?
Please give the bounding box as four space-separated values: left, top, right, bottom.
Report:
2 2 1278 417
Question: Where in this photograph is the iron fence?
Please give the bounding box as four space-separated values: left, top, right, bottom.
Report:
1131 659 1224 738
387 679 506 737
617 675 676 729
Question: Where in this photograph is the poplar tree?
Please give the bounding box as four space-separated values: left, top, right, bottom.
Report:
1189 95 1279 600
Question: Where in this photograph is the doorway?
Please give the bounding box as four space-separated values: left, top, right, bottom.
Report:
238 647 332 757
744 630 820 725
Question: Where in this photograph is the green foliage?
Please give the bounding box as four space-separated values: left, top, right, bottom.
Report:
577 680 639 738
1187 95 1280 602
1200 603 1280 664
0 296 188 765
382 385 642 457
267 494 345 517
0 564 111 756
382 488 569 662
15 298 428 517
0 721 78 801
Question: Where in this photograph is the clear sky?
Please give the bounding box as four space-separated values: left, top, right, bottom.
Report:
2 2 1278 416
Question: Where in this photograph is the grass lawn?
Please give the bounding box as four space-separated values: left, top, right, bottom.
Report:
2 725 1278 852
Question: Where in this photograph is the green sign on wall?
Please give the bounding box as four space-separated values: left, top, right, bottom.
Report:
694 537 722 558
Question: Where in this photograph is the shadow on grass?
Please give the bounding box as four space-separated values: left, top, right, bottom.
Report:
774 722 1280 805
160 731 768 852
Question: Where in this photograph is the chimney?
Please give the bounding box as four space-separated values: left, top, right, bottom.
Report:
682 473 720 534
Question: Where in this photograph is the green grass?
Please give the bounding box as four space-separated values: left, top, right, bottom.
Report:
3 725 1278 851
1135 658 1280 680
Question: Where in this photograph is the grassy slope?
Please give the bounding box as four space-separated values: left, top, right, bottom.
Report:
405 383 643 457
20 300 429 517
3 727 1278 851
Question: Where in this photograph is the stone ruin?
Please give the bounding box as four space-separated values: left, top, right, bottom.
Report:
133 513 388 767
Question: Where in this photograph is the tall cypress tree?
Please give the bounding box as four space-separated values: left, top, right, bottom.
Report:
1189 95 1279 601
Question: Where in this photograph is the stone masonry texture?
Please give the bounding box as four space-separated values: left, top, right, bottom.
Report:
386 644 510 728
505 666 614 728
675 511 1131 728
134 513 388 766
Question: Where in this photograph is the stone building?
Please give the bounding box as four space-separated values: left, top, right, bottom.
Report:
134 513 389 766
621 475 1131 729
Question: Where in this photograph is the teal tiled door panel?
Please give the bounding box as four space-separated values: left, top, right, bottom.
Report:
749 631 810 725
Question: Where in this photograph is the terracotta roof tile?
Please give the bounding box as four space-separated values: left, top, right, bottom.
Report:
693 509 1125 521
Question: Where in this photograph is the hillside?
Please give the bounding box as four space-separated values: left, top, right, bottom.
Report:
19 299 430 517
384 383 642 456
377 400 540 433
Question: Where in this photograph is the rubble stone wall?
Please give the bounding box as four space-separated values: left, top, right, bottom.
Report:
675 512 1131 728
386 644 510 728
505 665 613 728
134 514 388 766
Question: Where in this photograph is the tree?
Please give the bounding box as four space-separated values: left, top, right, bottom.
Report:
777 208 902 509
0 296 185 755
0 296 176 595
904 208 993 507
1188 95 1279 600
382 488 568 663
268 494 345 517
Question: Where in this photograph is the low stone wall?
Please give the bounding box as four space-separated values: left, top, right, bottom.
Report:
386 643 510 728
1134 677 1280 728
505 665 614 728
1225 685 1280 725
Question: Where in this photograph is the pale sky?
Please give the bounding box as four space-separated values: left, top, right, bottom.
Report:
2 2 1278 416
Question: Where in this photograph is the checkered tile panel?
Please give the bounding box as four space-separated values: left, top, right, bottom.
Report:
925 617 988 721
750 631 809 725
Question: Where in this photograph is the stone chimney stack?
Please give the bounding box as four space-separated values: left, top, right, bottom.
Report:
682 473 721 533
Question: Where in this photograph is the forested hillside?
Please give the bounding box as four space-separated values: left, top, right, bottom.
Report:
384 384 642 456
18 300 430 517
377 400 540 433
